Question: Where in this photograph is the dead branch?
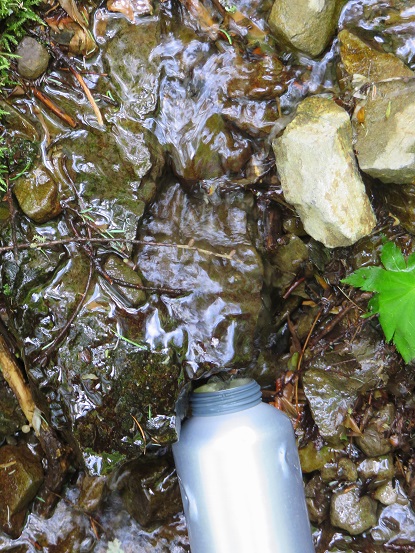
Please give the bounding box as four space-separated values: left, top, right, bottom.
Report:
70 67 103 126
31 87 78 128
0 236 239 262
0 335 36 426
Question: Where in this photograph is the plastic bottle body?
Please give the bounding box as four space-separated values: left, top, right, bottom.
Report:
173 386 315 553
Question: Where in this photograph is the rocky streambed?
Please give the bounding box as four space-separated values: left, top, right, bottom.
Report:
1 0 415 551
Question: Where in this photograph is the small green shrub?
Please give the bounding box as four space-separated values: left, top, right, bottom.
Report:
342 241 415 363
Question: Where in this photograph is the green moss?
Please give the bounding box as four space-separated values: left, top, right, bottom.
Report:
0 0 42 90
0 0 42 187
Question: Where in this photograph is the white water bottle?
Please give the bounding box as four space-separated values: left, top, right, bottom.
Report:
172 378 315 553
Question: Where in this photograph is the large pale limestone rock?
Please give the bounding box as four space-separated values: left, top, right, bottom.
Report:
355 80 415 184
339 29 414 81
272 96 376 248
268 0 342 57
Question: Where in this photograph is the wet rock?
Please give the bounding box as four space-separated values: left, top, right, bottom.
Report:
340 0 415 71
145 415 178 446
305 474 331 524
268 0 342 57
271 234 309 290
355 80 415 184
380 183 415 234
336 458 358 482
60 126 162 250
303 366 357 443
357 454 395 484
339 29 414 81
373 481 398 506
169 112 251 183
226 54 285 100
371 502 415 545
298 442 336 473
0 101 39 143
356 404 395 457
1 217 181 471
103 16 160 121
116 456 182 529
330 486 378 535
78 475 107 513
320 462 338 483
273 96 376 248
13 165 61 223
16 37 50 80
0 445 43 537
103 255 146 307
303 327 393 444
0 374 26 440
134 182 264 376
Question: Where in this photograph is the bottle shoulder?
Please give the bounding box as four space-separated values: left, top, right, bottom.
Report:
179 401 293 441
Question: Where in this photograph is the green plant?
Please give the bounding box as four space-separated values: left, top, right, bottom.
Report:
342 241 415 363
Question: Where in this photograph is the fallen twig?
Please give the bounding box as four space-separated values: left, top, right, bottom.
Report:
70 67 103 126
0 236 240 262
308 303 355 349
0 335 36 426
0 329 72 515
35 257 94 367
31 86 78 128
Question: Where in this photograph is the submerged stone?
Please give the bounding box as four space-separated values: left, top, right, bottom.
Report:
305 474 331 524
357 455 395 484
298 442 336 473
372 502 415 545
268 0 342 57
134 182 264 376
356 404 395 457
14 165 61 223
339 29 414 81
303 328 391 444
373 480 398 506
0 445 43 537
355 80 415 184
330 487 378 535
103 255 146 307
273 96 376 248
78 474 107 513
116 455 182 529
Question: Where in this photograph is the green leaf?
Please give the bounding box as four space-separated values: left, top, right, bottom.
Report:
342 266 383 292
381 241 406 271
342 242 415 363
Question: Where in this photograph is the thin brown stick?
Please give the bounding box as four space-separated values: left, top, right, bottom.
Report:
308 303 355 349
0 236 239 261
131 414 147 451
283 276 305 300
292 308 322 420
296 308 323 372
35 260 93 366
70 68 103 126
0 335 36 426
31 87 77 128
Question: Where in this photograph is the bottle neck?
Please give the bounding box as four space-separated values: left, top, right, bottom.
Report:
190 378 262 416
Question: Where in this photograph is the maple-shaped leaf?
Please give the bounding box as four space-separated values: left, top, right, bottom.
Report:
342 241 415 363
